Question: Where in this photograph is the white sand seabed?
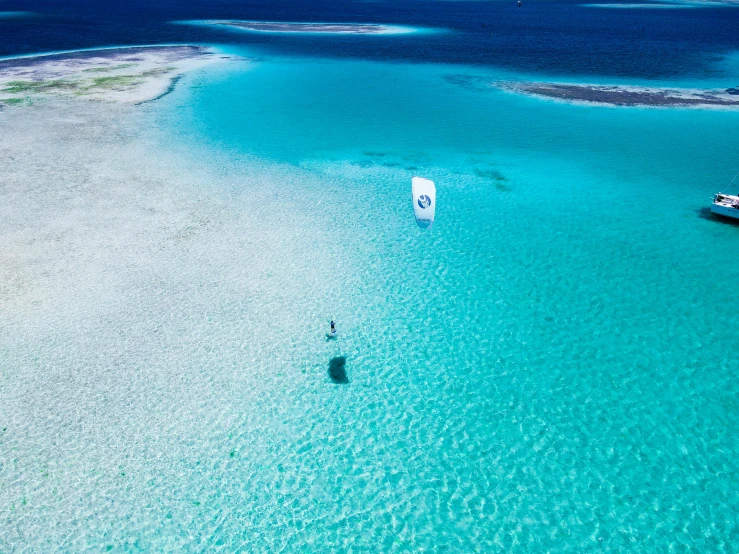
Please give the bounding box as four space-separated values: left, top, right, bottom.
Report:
0 45 233 105
0 101 221 325
0 95 364 548
0 46 249 335
0 99 341 332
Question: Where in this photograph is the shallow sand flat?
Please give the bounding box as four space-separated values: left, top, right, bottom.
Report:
0 100 224 328
0 46 231 105
196 20 415 34
495 81 739 108
4 54 739 550
0 99 367 550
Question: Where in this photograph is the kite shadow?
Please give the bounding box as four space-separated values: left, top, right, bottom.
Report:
328 356 348 384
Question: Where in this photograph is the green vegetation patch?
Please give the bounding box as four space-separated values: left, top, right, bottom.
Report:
1 66 176 100
83 63 136 73
142 66 175 77
89 74 143 89
2 79 81 94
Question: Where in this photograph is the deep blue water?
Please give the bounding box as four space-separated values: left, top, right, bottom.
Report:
2 0 739 79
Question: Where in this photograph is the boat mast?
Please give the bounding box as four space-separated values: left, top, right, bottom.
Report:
730 170 739 195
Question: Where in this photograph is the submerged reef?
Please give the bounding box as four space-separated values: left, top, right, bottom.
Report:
583 3 704 7
192 20 416 35
0 46 232 106
475 168 512 191
0 11 34 18
583 0 739 6
446 72 739 109
495 81 739 108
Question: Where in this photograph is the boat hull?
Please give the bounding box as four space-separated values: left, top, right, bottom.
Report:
711 202 739 220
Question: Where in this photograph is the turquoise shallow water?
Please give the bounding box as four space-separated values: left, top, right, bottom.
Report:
2 49 739 550
159 53 739 548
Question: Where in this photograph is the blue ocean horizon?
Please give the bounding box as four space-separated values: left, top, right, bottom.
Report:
2 0 739 551
3 0 739 79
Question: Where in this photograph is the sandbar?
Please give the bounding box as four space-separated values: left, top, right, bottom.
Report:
0 45 233 105
191 20 417 35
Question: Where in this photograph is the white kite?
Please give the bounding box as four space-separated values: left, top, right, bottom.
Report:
412 176 436 229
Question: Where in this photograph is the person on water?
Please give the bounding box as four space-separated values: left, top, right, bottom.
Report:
330 321 337 335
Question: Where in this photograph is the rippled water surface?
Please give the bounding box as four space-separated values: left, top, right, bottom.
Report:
2 0 739 546
2 52 738 550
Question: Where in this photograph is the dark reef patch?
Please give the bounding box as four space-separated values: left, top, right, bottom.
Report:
475 168 512 191
443 74 492 93
475 168 507 181
496 81 739 108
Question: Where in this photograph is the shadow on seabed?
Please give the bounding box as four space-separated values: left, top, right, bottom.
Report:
328 356 348 384
696 206 739 227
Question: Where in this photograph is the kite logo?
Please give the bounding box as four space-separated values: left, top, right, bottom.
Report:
417 195 431 209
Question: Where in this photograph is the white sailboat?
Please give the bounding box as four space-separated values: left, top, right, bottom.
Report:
711 193 739 220
711 171 739 220
412 177 436 229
